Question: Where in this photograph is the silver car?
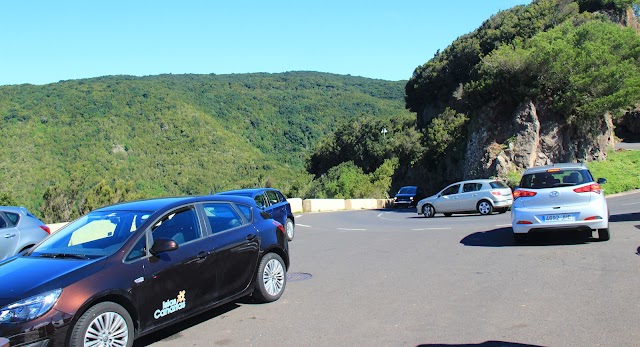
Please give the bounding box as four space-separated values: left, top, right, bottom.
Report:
417 179 513 218
511 163 609 242
0 206 50 261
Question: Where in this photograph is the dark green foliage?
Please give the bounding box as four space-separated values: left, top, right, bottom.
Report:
424 108 469 158
0 192 17 206
307 115 423 176
470 19 640 123
0 72 411 222
406 0 581 116
306 158 399 199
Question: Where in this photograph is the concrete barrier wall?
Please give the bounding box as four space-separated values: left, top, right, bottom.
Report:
287 198 303 213
303 199 346 212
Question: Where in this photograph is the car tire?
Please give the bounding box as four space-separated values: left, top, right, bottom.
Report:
422 205 435 218
444 213 453 217
285 218 295 241
514 233 527 243
253 253 286 303
69 302 134 347
477 200 493 215
598 228 610 241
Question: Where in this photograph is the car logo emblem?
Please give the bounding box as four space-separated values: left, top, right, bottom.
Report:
549 191 560 197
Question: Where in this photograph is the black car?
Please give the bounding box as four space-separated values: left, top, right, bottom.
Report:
217 188 296 241
0 195 289 347
392 186 424 208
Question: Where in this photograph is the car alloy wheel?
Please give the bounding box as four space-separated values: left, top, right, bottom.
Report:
263 258 285 296
253 253 287 302
477 201 493 215
70 302 133 347
84 312 129 346
422 205 434 218
285 218 295 241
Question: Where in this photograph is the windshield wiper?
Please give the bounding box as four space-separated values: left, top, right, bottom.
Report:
37 253 89 260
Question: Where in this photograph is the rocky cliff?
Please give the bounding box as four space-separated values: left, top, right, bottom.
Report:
462 100 615 182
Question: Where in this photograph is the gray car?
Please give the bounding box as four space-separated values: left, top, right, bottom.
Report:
0 206 50 261
417 179 513 217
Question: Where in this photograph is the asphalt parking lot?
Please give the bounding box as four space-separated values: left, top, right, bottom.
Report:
136 190 640 347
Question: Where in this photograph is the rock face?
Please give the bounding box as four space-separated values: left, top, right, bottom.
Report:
463 99 614 180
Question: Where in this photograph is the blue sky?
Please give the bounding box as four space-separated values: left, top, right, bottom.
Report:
1 0 531 86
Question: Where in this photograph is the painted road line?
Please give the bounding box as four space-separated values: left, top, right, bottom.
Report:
337 228 367 231
296 224 311 228
623 202 640 206
411 227 452 231
496 224 512 227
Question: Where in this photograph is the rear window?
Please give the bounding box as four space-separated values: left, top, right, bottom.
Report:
489 181 508 189
519 169 593 189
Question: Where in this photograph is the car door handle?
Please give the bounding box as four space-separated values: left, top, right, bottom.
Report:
246 234 257 241
186 251 210 265
4 233 16 238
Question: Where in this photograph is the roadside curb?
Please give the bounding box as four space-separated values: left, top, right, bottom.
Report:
606 189 640 198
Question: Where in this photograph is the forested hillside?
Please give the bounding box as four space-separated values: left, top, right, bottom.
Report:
0 72 412 221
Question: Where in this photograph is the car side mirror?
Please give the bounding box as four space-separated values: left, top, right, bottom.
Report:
597 178 607 184
150 238 179 256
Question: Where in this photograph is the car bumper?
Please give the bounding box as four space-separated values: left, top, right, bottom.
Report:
1 309 72 347
511 204 608 234
492 199 512 209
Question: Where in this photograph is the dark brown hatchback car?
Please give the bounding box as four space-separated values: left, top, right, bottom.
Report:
0 195 289 347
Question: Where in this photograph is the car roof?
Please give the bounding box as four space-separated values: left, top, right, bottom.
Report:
94 195 256 213
217 188 279 196
449 179 500 185
523 163 587 174
0 206 29 215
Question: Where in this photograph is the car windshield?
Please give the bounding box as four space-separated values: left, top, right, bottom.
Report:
30 210 150 258
519 169 593 189
398 187 416 194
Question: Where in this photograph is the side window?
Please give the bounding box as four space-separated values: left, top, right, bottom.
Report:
5 212 19 225
254 194 268 209
463 183 480 193
125 234 148 262
265 190 280 205
0 215 6 229
203 203 245 234
236 204 253 222
152 207 200 245
442 184 460 196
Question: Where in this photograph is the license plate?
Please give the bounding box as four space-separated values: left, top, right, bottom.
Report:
544 214 574 222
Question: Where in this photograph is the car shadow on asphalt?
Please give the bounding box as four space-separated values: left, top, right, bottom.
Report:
460 227 597 247
133 296 257 346
610 211 640 223
417 341 544 347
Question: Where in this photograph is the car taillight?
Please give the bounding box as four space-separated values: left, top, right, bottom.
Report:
39 225 51 234
273 221 285 234
573 183 602 194
490 190 501 197
513 190 536 200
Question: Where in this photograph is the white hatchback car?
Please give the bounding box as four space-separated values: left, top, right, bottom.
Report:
417 179 513 218
511 163 609 242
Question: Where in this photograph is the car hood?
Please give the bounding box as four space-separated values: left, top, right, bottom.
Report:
418 194 439 204
0 255 107 304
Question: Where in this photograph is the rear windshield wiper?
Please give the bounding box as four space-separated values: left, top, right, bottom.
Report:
37 253 89 260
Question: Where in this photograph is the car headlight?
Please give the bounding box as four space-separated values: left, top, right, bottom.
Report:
0 289 62 324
